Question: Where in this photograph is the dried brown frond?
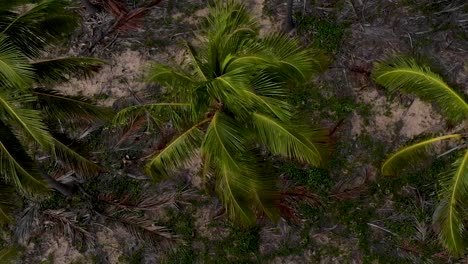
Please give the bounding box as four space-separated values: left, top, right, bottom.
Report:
114 115 147 148
99 188 198 212
14 205 40 245
281 187 323 207
42 209 94 247
278 187 323 223
110 213 182 247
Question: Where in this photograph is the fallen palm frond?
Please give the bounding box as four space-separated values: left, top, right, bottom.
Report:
99 188 198 211
42 209 94 247
107 212 182 248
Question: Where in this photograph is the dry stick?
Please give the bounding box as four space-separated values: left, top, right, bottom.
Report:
367 223 399 237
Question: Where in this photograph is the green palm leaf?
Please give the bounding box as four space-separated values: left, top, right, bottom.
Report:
31 57 104 83
434 150 468 256
202 112 256 224
146 121 206 180
0 246 20 263
260 33 329 80
0 93 53 148
0 119 47 193
51 136 101 178
252 113 328 166
381 134 462 176
0 182 17 225
373 56 468 123
113 103 190 125
0 35 33 89
147 62 195 87
0 0 78 57
33 88 113 121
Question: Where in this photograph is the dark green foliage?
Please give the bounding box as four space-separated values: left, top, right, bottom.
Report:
296 15 347 53
281 163 332 196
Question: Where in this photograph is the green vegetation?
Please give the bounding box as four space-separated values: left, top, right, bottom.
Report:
0 0 108 225
115 0 330 225
1 0 467 262
373 56 468 256
296 15 347 53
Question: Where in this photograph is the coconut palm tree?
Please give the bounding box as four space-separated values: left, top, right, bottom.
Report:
114 0 329 225
0 0 109 225
373 56 468 256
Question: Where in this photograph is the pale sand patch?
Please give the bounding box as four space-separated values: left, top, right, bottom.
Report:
41 237 84 264
57 50 147 106
97 229 123 263
354 87 442 139
251 0 274 35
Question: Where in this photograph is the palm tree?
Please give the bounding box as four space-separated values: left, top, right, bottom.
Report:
0 0 109 225
115 0 329 225
373 56 468 256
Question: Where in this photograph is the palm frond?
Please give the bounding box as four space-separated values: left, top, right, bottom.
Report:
33 88 113 121
0 35 33 89
0 93 53 148
205 0 259 46
146 62 194 87
381 134 462 176
202 112 279 225
373 56 468 123
0 0 78 57
0 1 32 11
31 57 105 83
260 33 329 81
42 209 93 246
50 137 101 178
202 112 254 224
434 150 468 256
0 182 17 225
252 113 328 166
0 246 21 264
110 212 180 246
0 119 47 193
146 120 207 180
113 103 190 125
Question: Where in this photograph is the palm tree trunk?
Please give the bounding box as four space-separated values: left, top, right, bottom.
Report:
41 171 73 197
285 0 295 32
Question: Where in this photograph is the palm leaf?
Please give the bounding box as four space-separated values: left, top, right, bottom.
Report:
31 57 104 83
113 103 190 125
50 136 101 178
0 0 78 57
0 119 47 193
146 120 206 180
33 88 113 121
259 33 329 81
146 62 195 87
373 56 468 123
202 112 279 225
202 112 254 224
252 113 328 166
0 35 33 89
0 93 53 148
0 246 20 264
434 149 468 256
0 182 17 225
381 134 462 176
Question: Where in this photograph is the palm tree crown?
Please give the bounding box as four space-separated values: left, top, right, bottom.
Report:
115 0 329 225
373 56 468 256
